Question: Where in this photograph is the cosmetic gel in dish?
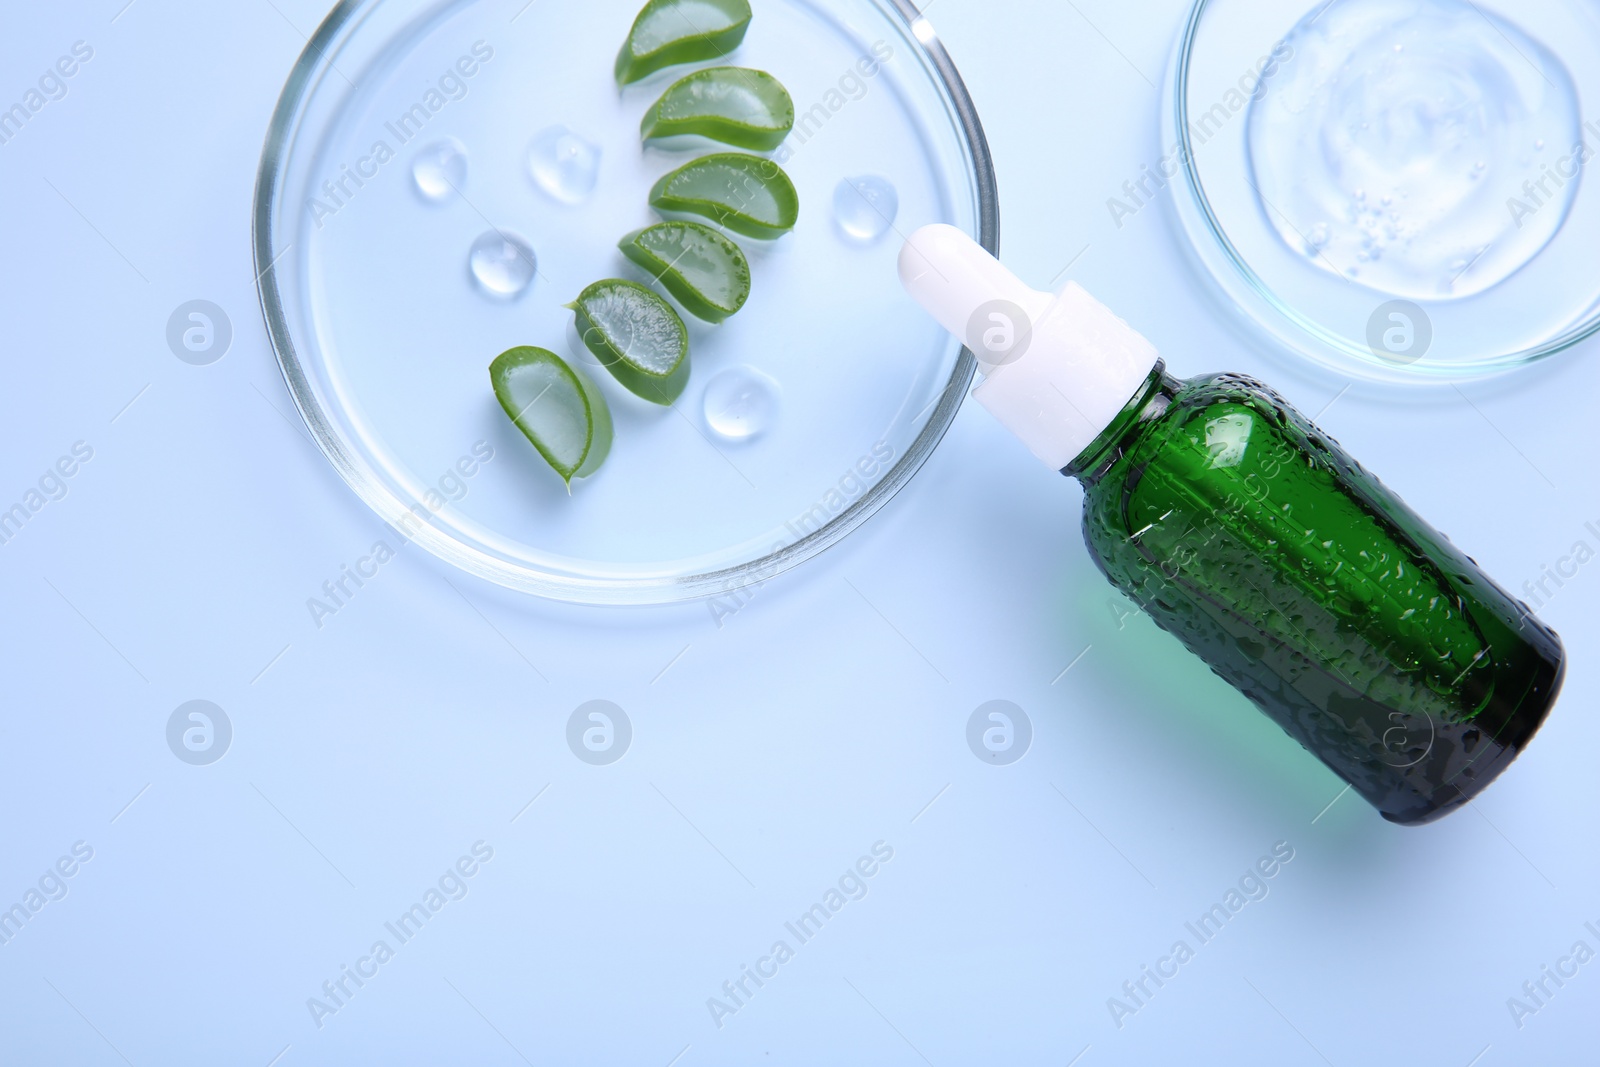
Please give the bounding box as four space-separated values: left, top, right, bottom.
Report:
1246 0 1582 300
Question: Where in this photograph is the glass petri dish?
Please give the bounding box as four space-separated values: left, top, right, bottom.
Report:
1167 0 1600 381
253 0 996 604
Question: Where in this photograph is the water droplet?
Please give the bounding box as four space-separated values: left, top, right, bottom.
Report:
528 126 601 204
703 367 780 441
412 138 467 201
833 176 899 244
469 231 537 299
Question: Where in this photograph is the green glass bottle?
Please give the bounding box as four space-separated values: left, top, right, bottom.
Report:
900 226 1564 824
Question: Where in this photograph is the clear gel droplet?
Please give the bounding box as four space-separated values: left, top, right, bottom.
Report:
469 231 537 299
833 176 899 244
412 138 467 201
703 367 780 441
529 126 601 204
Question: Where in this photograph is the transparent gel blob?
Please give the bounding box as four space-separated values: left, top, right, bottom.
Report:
528 126 602 205
412 138 468 201
468 231 537 299
1247 0 1582 300
702 367 780 440
833 176 899 244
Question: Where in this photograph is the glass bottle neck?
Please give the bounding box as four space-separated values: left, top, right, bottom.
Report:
1061 361 1178 485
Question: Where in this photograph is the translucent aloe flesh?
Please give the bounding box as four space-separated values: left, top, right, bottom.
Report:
620 222 751 323
568 280 691 405
490 347 613 485
649 153 799 239
615 0 753 85
641 67 794 150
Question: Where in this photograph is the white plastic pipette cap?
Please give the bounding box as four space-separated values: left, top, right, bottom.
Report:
899 225 1161 471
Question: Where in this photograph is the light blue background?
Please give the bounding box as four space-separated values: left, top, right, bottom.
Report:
1 1 1596 1065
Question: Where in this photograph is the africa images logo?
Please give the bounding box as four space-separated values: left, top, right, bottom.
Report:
1366 300 1433 366
166 701 232 766
966 700 1032 765
965 300 1033 367
567 701 632 765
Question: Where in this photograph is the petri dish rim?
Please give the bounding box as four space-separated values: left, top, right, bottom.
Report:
1169 0 1600 382
252 0 998 605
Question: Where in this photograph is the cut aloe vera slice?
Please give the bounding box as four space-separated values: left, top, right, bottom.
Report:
620 222 751 323
490 347 613 486
649 153 799 239
640 67 794 151
615 0 752 86
568 280 691 405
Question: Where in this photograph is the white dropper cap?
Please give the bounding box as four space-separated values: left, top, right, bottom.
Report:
899 224 1161 471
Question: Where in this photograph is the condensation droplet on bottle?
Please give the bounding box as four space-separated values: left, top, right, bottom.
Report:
469 231 537 299
703 367 780 441
528 126 601 204
412 138 468 201
833 176 899 244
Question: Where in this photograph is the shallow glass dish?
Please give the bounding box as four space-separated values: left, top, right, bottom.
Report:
254 0 995 603
1167 0 1600 381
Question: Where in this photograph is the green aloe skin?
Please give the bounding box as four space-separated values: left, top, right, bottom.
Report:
1072 364 1564 825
